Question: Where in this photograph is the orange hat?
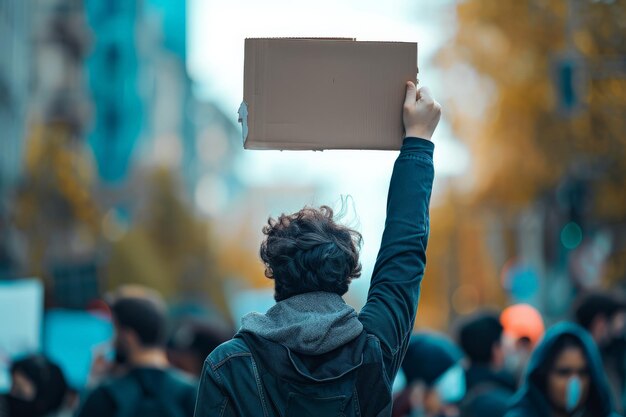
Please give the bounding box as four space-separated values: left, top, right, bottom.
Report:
500 304 545 346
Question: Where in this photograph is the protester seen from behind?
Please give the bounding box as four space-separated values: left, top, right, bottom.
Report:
194 81 440 416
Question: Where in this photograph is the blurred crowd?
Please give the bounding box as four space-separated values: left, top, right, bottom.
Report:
0 285 234 417
393 291 626 417
0 285 624 417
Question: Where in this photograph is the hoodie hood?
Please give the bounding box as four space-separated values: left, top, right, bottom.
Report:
510 322 617 417
240 291 363 355
234 291 391 414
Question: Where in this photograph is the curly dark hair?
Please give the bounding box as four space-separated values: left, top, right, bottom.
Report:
260 205 363 301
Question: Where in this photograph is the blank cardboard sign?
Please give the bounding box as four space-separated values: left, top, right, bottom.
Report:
239 38 418 150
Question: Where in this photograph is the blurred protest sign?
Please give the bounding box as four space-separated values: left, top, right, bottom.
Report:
44 309 113 389
0 279 44 392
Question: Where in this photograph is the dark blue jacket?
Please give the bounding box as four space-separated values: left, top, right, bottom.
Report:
193 138 435 417
505 322 621 417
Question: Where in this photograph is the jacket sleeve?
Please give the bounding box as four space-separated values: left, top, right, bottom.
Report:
193 359 233 417
358 137 434 383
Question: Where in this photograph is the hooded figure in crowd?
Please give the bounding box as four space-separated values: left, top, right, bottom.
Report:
505 322 621 417
392 333 466 417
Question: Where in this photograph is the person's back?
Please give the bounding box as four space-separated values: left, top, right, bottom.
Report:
81 367 196 417
194 82 441 417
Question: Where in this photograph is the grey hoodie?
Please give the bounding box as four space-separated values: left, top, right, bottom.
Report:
240 291 364 355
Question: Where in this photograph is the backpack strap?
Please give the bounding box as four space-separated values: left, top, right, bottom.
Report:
353 335 392 417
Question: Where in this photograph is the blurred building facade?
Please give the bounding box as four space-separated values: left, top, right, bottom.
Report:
19 0 96 306
0 1 30 196
86 0 203 193
84 0 242 319
0 0 244 319
0 1 31 279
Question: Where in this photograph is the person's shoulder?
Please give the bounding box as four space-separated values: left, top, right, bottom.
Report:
206 336 251 369
162 367 198 389
95 372 141 401
92 375 126 396
75 382 118 417
208 337 250 360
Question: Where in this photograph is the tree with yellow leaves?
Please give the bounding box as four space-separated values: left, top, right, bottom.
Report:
424 0 626 324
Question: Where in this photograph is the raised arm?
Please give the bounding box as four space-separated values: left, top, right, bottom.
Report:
358 82 440 383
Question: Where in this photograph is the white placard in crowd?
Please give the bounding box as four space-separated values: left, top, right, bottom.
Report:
0 279 44 392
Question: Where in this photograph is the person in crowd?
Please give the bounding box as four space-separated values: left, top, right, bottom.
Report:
456 310 517 393
166 318 233 377
573 291 626 412
76 292 197 417
500 304 545 381
86 286 168 388
455 311 516 417
505 322 620 417
193 81 440 416
0 355 69 417
392 332 466 417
